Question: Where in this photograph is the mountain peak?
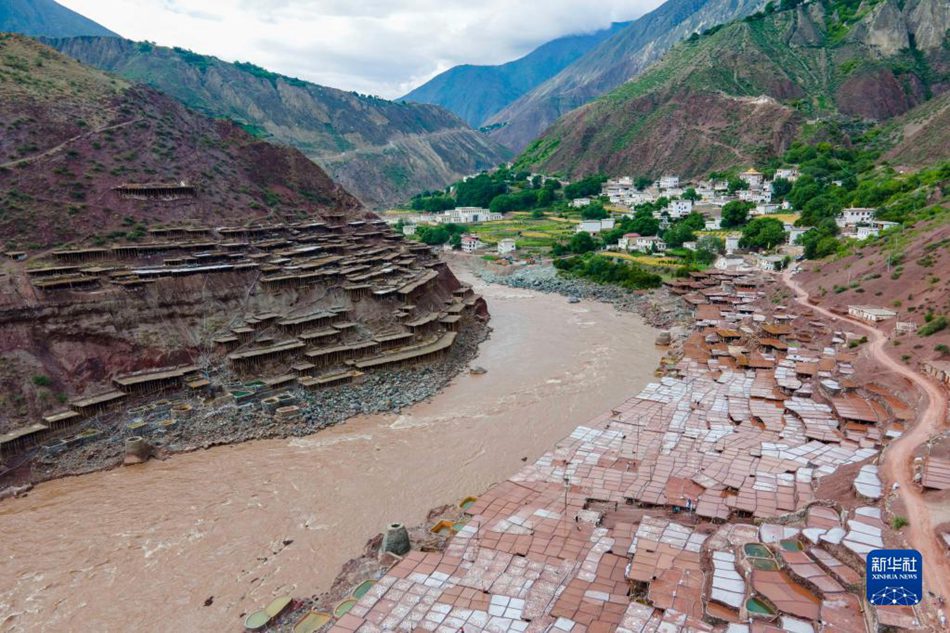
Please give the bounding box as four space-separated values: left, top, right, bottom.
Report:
0 0 118 38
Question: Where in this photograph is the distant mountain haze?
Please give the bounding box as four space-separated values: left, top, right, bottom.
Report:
400 21 631 128
0 0 117 37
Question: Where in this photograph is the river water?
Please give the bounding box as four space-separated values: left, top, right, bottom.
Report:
0 270 659 632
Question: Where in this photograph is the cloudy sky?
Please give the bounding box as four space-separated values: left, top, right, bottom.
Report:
57 0 663 98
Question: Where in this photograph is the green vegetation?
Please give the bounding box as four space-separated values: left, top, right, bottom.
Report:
721 201 754 228
891 515 909 530
31 375 52 387
415 223 468 247
740 217 787 250
553 254 662 290
918 316 948 337
563 175 607 200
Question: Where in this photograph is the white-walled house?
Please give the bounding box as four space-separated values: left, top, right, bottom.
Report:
848 305 896 322
461 234 482 253
402 224 417 236
570 197 592 208
725 234 741 254
620 234 666 253
856 220 899 239
775 167 799 181
497 238 516 255
787 226 807 245
659 175 680 190
757 254 786 271
682 241 698 251
837 207 875 228
705 217 722 231
669 199 693 218
739 168 764 189
576 218 615 234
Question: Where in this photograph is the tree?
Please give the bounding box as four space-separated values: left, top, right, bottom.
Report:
739 217 786 250
728 177 749 194
771 177 792 200
456 174 506 207
580 202 609 220
634 176 653 191
568 231 597 254
682 187 700 201
416 225 450 245
564 175 607 200
663 222 696 248
721 201 754 228
696 235 725 255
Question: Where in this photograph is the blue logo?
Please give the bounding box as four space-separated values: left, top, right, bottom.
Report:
866 549 922 606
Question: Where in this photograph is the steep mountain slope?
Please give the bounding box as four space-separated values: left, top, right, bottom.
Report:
486 0 768 151
0 34 359 248
44 37 508 209
878 91 950 168
517 0 950 180
0 0 117 37
400 21 630 128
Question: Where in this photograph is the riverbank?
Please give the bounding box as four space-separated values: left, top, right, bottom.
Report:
471 259 691 330
0 316 490 488
0 272 662 632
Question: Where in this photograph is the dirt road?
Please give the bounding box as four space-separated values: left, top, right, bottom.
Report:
783 269 950 606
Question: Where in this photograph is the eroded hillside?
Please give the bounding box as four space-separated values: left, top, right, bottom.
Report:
517 0 949 179
43 36 509 208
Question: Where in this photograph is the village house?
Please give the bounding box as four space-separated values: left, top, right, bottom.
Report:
497 238 516 256
848 305 897 322
402 224 417 236
668 199 693 218
460 234 481 253
725 234 741 254
570 197 591 208
603 177 636 203
739 168 764 189
682 241 698 251
705 217 722 231
787 226 807 245
714 256 748 270
775 167 799 181
576 218 615 234
837 207 875 228
855 220 899 239
757 254 786 272
619 234 666 253
658 175 679 190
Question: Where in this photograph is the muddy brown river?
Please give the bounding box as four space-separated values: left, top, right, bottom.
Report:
0 270 659 632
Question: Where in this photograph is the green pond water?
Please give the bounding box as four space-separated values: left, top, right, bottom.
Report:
780 539 803 551
747 597 777 615
743 543 772 558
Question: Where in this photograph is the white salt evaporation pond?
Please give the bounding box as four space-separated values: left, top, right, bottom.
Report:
0 267 660 632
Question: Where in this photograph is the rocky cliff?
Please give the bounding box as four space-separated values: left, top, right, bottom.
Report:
43 36 509 208
516 0 949 180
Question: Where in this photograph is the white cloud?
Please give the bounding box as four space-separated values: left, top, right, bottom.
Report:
56 0 664 98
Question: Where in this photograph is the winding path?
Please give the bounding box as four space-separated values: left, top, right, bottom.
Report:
782 269 950 606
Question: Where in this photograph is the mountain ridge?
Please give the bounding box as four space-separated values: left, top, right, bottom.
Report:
0 0 117 38
37 36 508 209
486 0 768 151
516 0 949 180
0 34 360 249
400 21 631 128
